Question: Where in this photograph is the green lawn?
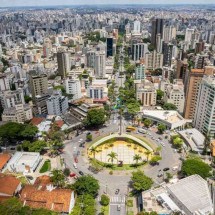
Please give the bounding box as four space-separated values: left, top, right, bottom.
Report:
39 160 51 173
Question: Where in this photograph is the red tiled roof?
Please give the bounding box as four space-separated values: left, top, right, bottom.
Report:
0 174 21 196
55 120 64 128
20 185 73 213
30 117 45 126
0 154 11 170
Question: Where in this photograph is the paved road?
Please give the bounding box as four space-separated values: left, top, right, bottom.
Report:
109 195 126 215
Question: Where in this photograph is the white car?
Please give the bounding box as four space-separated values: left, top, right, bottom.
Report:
73 163 77 169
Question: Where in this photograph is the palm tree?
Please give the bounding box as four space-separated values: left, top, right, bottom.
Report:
107 151 118 165
133 154 142 165
89 147 98 159
144 151 152 161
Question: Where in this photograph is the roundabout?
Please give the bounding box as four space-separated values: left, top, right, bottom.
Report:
88 133 154 165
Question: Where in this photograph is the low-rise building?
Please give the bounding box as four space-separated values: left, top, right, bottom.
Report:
2 104 33 123
7 152 42 174
20 175 75 214
0 154 11 172
142 110 188 130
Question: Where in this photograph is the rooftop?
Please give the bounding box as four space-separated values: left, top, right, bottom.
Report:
0 153 11 170
167 175 213 215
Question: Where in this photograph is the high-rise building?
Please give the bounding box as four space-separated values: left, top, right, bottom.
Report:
65 79 82 101
145 51 163 70
194 54 209 69
136 80 157 106
162 43 173 67
0 74 10 91
95 51 106 78
162 25 177 43
132 43 148 61
184 68 213 119
185 28 194 43
29 71 48 100
106 37 114 57
164 80 185 113
176 59 188 82
194 75 215 136
151 18 164 48
133 20 141 34
135 64 145 80
57 52 70 78
46 90 68 115
86 51 96 68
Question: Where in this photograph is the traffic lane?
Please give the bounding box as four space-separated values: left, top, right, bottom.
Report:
110 204 126 215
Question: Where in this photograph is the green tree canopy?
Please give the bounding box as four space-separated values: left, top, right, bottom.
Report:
0 197 56 215
72 175 100 197
143 119 152 127
84 109 106 128
100 194 110 206
70 194 96 215
150 155 162 165
163 103 177 110
50 169 65 187
157 124 166 134
131 170 153 192
156 89 164 101
20 124 38 140
173 137 183 149
181 157 212 179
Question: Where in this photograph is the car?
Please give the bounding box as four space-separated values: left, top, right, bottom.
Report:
70 173 76 177
158 137 162 140
157 172 163 177
161 142 165 147
163 167 170 171
115 189 120 195
174 149 177 153
74 157 78 163
117 205 121 211
73 163 77 169
79 171 84 176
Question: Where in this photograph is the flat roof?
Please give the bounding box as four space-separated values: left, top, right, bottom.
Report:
167 175 213 214
178 128 205 152
8 152 40 168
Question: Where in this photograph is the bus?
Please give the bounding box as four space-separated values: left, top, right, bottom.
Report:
126 126 136 132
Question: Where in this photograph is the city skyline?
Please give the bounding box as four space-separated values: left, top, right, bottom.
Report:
1 0 215 7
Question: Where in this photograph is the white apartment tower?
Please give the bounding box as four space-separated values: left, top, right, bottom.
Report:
185 28 195 43
65 79 82 101
46 90 68 115
95 51 106 78
194 75 215 136
145 51 163 70
163 26 177 43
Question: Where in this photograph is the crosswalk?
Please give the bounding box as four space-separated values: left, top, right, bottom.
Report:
97 196 126 203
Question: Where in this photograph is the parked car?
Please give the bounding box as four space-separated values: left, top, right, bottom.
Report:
26 175 33 180
115 189 120 194
117 205 121 211
157 172 163 177
163 167 170 171
70 173 76 178
73 163 77 169
74 157 78 163
79 171 84 176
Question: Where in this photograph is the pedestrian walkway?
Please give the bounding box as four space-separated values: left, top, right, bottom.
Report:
97 196 126 203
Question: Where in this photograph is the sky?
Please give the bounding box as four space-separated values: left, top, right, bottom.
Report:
1 0 215 7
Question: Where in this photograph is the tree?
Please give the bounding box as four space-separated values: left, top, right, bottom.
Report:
20 124 38 140
70 194 96 215
50 169 65 187
24 95 32 103
143 119 152 127
181 157 212 179
133 154 142 165
163 103 177 110
100 194 110 206
107 151 118 165
63 168 70 177
72 175 100 197
157 124 166 134
131 170 153 193
126 101 140 121
150 155 162 165
84 109 106 128
86 134 92 141
156 89 164 101
144 151 152 161
89 147 98 159
0 197 56 215
173 137 183 149
28 140 47 153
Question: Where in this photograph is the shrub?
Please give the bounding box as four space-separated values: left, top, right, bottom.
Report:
126 199 133 207
100 194 110 206
63 168 70 176
109 170 113 175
